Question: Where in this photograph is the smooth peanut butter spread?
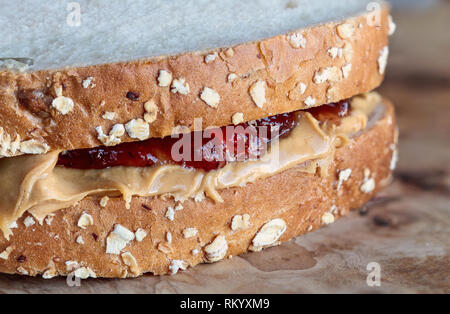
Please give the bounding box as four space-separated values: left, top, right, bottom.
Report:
0 93 382 238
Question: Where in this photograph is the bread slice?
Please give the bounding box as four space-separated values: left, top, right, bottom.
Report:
0 1 392 157
0 98 397 278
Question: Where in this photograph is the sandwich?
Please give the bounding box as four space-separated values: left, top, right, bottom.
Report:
0 0 397 278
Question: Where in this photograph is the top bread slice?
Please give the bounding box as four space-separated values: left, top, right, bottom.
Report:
0 0 392 157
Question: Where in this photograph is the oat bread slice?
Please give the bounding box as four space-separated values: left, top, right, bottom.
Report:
0 0 394 157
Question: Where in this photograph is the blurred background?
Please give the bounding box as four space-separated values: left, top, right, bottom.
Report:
380 0 449 188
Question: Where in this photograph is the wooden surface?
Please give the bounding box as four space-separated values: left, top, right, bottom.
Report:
0 2 449 294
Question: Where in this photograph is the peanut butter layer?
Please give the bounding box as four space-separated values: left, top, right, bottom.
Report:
0 93 382 239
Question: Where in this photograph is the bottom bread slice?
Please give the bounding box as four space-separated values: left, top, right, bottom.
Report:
0 99 397 278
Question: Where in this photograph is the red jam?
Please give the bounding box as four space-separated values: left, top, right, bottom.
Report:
57 100 350 171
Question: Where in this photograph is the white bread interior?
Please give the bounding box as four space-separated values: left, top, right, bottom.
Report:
2 0 379 70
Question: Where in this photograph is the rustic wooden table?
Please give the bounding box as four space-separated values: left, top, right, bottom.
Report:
0 2 448 294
